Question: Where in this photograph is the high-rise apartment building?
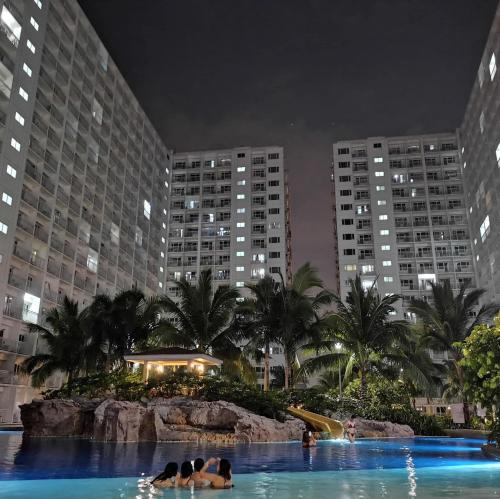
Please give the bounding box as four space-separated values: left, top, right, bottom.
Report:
168 147 290 387
333 133 475 321
460 3 500 304
0 0 171 423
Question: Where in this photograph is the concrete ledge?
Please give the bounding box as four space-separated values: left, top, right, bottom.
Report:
444 429 488 439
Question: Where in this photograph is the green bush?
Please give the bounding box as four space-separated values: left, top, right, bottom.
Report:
43 370 289 422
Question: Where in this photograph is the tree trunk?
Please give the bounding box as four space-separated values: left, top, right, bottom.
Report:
284 352 290 390
359 369 367 401
263 343 270 392
463 399 471 427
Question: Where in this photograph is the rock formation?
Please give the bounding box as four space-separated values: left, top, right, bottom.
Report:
20 397 305 443
354 417 414 438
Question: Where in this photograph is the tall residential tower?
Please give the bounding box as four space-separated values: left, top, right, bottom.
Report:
333 133 475 323
0 0 171 423
460 3 500 304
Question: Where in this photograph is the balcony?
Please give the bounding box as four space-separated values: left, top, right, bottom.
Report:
12 244 46 269
0 338 33 357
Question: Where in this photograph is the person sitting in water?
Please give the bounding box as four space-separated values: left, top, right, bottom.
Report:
191 458 211 488
200 457 233 489
345 414 357 443
302 429 317 448
177 461 195 487
151 462 178 488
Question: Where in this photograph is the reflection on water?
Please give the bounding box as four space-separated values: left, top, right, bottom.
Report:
0 432 491 483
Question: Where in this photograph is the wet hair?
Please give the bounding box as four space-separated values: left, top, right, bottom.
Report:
302 430 310 443
218 459 232 481
193 458 205 472
152 462 178 482
351 414 357 419
180 461 193 479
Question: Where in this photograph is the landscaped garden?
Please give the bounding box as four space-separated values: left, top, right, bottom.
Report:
17 264 500 448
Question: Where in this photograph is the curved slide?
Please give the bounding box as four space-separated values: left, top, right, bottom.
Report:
288 407 344 438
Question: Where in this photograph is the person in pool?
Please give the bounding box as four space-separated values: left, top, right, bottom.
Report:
151 462 178 488
345 414 357 443
200 457 233 489
192 458 211 487
302 430 317 448
177 460 195 487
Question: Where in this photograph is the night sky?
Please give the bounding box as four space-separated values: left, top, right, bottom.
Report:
78 0 497 290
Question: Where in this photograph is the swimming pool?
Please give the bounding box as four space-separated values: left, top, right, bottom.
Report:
0 432 499 497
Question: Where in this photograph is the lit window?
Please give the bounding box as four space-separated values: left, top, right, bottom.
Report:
160 266 164 272
19 87 28 101
10 138 20 151
384 276 394 282
377 200 386 206
236 222 245 228
236 281 244 287
26 39 35 53
344 264 357 271
164 181 169 188
480 215 490 242
490 52 497 80
2 192 12 205
236 236 245 242
379 214 388 220
1 6 21 43
374 157 383 163
361 264 374 273
161 236 165 244
496 143 500 167
163 208 167 215
381 245 390 251
160 251 165 258
159 282 163 288
382 260 392 267
463 162 467 169
162 223 166 229
237 208 245 213
237 194 245 200
376 185 385 191
34 0 42 9
23 63 32 77
380 229 389 235
143 200 151 220
0 222 8 234
236 251 245 256
476 255 479 262
236 266 245 272
15 112 24 126
374 171 384 176
30 17 39 30
237 180 246 186
479 111 485 134
237 167 246 172
6 165 16 178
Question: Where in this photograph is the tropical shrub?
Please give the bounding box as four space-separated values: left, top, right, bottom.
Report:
44 371 289 421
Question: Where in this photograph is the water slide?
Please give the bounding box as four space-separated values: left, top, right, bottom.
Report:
288 407 344 438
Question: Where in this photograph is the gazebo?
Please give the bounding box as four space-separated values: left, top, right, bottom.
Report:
124 347 223 381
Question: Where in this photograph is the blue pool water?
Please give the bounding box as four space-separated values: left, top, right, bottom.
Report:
0 431 499 497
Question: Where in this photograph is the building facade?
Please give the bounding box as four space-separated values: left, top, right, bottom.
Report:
460 3 500 305
333 133 475 323
168 147 290 386
0 0 171 423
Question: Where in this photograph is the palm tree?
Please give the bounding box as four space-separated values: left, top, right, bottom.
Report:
21 297 89 387
86 289 169 371
409 281 499 422
301 275 432 400
239 276 281 391
276 263 334 389
159 269 244 368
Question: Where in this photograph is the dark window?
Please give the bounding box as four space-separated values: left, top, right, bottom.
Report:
338 147 350 155
343 249 356 255
373 143 382 148
237 152 246 158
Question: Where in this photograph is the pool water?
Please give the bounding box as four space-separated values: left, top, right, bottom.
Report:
0 432 499 498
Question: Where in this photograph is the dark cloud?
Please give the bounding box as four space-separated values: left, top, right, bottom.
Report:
79 0 497 290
